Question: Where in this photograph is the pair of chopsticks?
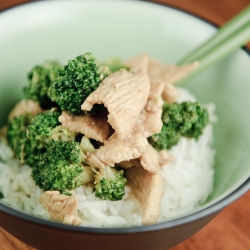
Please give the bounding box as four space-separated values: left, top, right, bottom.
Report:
176 5 250 84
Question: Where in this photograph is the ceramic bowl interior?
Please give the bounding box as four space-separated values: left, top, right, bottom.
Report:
0 0 250 224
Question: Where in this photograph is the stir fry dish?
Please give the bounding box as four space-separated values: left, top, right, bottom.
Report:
0 52 210 226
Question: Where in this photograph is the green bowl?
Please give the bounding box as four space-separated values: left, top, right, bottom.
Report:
0 1 249 249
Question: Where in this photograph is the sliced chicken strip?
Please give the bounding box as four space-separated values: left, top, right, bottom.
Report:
148 58 172 82
125 53 149 74
158 150 174 167
148 58 199 84
59 111 113 142
136 80 164 138
161 82 180 104
63 215 82 226
38 191 82 225
81 58 150 141
164 61 199 83
8 99 43 121
117 159 141 169
118 145 159 174
139 144 159 174
87 131 148 169
115 80 163 173
126 167 163 225
148 58 199 103
87 79 164 170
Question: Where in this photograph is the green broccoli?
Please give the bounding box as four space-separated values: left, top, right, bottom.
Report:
6 110 76 168
6 114 34 163
149 123 181 151
179 101 209 139
27 109 76 143
26 110 76 166
23 110 62 166
23 61 61 108
48 53 106 115
27 110 76 145
94 166 127 201
149 101 209 151
27 110 61 145
31 141 84 195
0 191 4 199
50 125 76 142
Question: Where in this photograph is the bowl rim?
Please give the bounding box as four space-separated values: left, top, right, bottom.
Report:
0 0 249 234
0 178 249 234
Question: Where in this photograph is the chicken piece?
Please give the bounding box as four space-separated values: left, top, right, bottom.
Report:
87 131 148 169
136 80 164 138
118 144 159 174
87 79 164 169
81 57 150 141
158 150 174 167
146 80 164 112
164 61 199 83
38 191 82 225
148 58 199 103
139 144 159 174
118 159 141 169
59 111 113 143
8 99 43 121
115 80 163 172
162 82 180 103
118 145 159 174
126 167 163 225
125 53 149 74
84 55 165 170
148 58 199 84
63 215 82 226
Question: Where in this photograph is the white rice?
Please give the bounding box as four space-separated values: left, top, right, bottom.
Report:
0 87 216 227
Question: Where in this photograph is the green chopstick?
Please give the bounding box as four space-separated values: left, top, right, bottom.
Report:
178 5 250 65
175 6 250 85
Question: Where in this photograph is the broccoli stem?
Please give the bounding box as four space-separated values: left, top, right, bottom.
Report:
94 166 127 201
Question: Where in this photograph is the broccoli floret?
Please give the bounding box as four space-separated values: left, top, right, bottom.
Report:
6 110 76 168
6 113 48 167
23 61 61 108
27 110 61 144
6 114 34 163
27 109 76 144
94 166 127 201
0 191 4 199
50 125 76 142
26 110 76 167
149 103 183 150
31 141 84 195
25 110 61 166
149 123 181 151
48 53 105 115
149 101 209 151
179 102 209 139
